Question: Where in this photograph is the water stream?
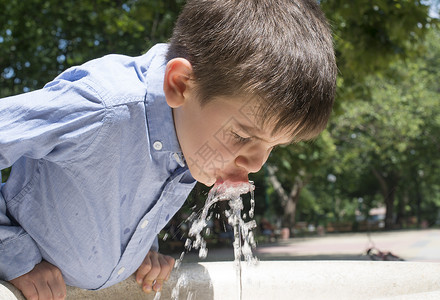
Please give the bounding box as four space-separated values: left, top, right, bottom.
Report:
171 181 258 300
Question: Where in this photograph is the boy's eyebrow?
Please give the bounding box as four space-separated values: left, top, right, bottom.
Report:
234 121 263 137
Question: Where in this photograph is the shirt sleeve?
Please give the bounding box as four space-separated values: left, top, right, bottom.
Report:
0 69 107 280
150 236 159 252
0 182 42 280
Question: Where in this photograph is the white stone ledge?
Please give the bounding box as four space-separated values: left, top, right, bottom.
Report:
1 261 440 300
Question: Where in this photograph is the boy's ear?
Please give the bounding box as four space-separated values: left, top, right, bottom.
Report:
163 58 194 108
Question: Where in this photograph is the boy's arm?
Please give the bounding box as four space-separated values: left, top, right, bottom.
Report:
0 76 104 281
1 174 65 300
0 181 43 281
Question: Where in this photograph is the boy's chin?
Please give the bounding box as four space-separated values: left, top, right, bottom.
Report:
198 180 216 187
194 175 216 187
193 172 249 188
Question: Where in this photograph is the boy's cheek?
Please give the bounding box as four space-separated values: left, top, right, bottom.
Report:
186 148 241 186
186 140 229 168
186 157 224 186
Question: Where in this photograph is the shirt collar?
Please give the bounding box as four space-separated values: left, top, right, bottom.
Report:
144 44 182 155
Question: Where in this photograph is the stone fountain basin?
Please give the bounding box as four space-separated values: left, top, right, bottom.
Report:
2 261 440 299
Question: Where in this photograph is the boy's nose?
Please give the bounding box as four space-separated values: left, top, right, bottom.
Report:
234 150 269 174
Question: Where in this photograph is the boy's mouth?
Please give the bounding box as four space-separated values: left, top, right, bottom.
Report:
211 179 255 200
215 173 249 187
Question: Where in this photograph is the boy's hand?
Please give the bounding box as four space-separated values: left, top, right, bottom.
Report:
136 250 175 294
9 260 66 300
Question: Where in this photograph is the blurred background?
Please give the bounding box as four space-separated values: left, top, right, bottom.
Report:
1 0 439 256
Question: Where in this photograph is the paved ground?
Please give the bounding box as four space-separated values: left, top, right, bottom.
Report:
178 229 440 263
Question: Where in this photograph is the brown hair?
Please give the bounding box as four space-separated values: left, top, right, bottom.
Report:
167 0 337 141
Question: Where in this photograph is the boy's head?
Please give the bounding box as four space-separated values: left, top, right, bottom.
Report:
163 0 337 186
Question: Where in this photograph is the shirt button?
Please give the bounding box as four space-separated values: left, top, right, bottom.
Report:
117 267 125 275
153 141 163 151
141 220 149 229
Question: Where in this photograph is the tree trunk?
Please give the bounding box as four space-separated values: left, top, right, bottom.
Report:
267 165 303 237
395 191 408 229
371 168 399 230
384 188 396 229
282 190 301 234
414 175 423 228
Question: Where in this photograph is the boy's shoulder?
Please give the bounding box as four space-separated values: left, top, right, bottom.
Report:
51 44 169 107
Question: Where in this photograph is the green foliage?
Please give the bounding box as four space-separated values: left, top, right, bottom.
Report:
327 26 440 227
267 130 337 189
0 0 183 97
321 0 435 111
321 0 432 77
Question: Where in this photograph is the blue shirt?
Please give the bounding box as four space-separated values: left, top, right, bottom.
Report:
0 44 196 289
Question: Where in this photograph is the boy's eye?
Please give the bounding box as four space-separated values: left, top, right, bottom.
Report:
231 131 251 144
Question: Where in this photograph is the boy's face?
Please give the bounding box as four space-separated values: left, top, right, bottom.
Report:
172 95 293 186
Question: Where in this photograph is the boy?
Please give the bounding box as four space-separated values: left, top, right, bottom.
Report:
0 0 336 299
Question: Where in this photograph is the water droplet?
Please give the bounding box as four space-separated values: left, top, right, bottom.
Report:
153 291 161 300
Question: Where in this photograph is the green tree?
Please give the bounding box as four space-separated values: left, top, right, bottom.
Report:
321 0 432 89
264 131 337 236
0 0 183 97
329 27 440 229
